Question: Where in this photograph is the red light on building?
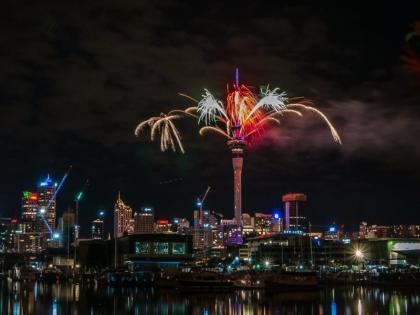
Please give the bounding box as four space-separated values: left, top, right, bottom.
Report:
282 193 307 202
157 220 169 225
29 194 38 201
11 219 18 224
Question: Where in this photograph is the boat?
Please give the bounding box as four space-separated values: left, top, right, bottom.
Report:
41 267 62 283
264 272 319 290
176 271 234 292
19 266 38 282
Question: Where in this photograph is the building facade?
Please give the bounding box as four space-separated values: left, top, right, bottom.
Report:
37 175 57 235
21 191 38 233
92 218 104 239
282 193 308 233
133 207 154 234
114 193 133 238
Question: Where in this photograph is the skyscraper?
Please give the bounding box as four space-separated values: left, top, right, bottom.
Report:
21 191 38 232
92 218 104 239
37 175 57 235
58 210 75 248
282 193 308 233
133 207 154 234
114 193 133 238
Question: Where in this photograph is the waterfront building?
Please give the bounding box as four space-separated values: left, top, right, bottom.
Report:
133 207 154 234
282 193 308 233
113 193 133 238
116 233 193 268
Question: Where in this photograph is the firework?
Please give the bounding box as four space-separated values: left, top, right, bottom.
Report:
402 21 420 79
190 83 341 145
134 113 185 153
134 70 341 234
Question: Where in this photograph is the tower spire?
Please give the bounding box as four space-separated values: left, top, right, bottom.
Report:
235 67 239 87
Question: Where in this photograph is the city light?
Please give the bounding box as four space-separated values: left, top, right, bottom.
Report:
39 207 46 214
52 233 60 240
355 250 363 259
98 210 105 217
272 210 281 221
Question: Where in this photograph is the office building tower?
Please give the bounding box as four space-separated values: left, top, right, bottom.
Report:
21 191 38 232
0 218 16 252
133 207 154 234
37 175 57 234
282 193 308 233
114 193 133 238
92 218 104 239
58 211 75 248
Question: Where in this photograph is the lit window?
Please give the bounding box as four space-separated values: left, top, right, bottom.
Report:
172 242 186 255
135 242 150 254
153 242 169 254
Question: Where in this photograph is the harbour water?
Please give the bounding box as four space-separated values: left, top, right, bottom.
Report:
1 280 419 314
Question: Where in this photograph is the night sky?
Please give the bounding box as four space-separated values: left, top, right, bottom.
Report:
1 2 420 235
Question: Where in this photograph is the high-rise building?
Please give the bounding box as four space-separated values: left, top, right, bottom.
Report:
133 207 154 234
0 218 16 252
253 213 273 235
14 232 43 253
37 175 57 235
282 193 308 233
21 191 38 232
58 211 75 248
114 193 133 238
359 221 368 239
92 219 104 239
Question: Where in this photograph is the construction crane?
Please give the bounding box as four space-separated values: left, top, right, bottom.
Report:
197 186 211 211
196 186 211 226
73 179 89 270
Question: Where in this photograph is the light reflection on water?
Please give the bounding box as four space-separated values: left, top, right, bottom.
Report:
1 280 419 315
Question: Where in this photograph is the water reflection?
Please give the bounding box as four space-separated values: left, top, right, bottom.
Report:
1 280 420 314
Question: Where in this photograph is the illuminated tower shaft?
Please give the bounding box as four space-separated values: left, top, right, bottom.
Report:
229 138 246 225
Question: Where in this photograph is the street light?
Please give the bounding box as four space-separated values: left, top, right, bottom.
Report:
355 250 363 259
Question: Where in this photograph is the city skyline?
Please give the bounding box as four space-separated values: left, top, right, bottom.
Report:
1 2 420 231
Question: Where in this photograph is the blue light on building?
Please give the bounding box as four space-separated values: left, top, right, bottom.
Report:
272 210 282 221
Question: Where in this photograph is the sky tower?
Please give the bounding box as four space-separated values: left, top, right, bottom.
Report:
228 133 245 225
228 68 246 226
